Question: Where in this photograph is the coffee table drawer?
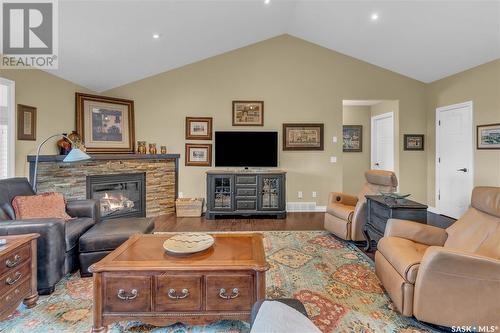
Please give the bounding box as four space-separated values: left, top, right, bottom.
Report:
0 244 31 276
104 276 151 313
155 275 202 311
205 275 254 311
0 260 31 295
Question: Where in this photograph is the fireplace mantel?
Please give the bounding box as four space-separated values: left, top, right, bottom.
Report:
27 153 180 217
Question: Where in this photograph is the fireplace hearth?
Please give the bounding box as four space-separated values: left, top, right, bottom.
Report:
86 173 146 220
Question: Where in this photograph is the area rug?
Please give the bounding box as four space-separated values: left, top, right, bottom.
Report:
0 231 440 333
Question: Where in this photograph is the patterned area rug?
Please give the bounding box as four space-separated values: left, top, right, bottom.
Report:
0 231 440 333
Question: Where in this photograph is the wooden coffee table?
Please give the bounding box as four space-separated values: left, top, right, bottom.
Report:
89 233 269 333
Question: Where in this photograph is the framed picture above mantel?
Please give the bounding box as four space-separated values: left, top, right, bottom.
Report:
75 93 135 154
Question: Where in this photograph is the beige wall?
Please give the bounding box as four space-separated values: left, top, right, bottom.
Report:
0 69 93 177
342 106 371 194
2 35 428 205
105 35 428 205
426 59 500 206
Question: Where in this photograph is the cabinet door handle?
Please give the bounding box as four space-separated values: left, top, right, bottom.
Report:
6 255 22 268
6 272 22 285
168 288 189 300
117 288 138 301
219 288 239 299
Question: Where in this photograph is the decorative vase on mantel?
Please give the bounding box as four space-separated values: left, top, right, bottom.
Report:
137 141 147 154
149 143 157 155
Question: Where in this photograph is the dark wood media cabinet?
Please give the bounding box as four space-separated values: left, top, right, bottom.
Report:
205 170 286 219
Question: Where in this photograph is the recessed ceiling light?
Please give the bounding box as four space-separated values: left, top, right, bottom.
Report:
264 0 270 5
371 13 379 21
152 33 160 39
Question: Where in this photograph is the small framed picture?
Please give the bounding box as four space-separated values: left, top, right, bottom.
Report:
343 125 362 152
283 123 324 151
185 117 213 140
17 104 36 141
185 144 212 166
404 134 425 151
232 101 264 126
76 93 135 154
477 123 500 149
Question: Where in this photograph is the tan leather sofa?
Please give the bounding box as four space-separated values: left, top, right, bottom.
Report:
324 170 398 241
375 187 500 327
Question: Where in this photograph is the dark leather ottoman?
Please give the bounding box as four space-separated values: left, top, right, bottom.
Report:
78 217 155 277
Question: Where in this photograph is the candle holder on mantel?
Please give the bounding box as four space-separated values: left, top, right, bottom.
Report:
149 143 157 155
137 141 147 154
160 146 167 154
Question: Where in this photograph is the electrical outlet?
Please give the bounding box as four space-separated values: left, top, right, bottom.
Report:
178 192 184 198
297 191 303 199
312 191 317 198
332 136 337 143
330 156 337 163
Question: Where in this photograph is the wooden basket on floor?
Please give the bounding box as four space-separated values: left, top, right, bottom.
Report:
175 198 204 217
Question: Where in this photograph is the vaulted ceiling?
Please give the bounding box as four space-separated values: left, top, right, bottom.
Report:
48 0 500 92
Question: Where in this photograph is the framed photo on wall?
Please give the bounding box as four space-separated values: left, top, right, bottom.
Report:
17 104 36 141
232 101 264 126
185 117 213 140
404 134 425 151
76 93 135 154
185 144 212 166
282 123 324 151
343 125 362 152
477 123 500 149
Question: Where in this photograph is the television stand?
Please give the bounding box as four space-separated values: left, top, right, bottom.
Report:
205 169 286 219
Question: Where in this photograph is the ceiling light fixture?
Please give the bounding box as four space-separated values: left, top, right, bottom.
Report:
371 13 379 21
264 0 270 5
152 33 160 39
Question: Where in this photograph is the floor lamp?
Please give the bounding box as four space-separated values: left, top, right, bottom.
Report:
32 133 91 192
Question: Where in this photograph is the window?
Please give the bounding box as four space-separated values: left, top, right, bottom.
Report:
0 78 15 179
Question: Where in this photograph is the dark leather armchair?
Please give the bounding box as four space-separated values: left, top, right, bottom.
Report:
0 178 99 294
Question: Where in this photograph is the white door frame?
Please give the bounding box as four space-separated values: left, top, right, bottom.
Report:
371 111 394 170
0 78 15 178
435 101 474 215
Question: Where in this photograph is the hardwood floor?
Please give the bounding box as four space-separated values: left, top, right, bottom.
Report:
154 212 325 232
153 211 455 232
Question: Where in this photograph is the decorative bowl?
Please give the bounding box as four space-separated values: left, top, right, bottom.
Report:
163 233 215 254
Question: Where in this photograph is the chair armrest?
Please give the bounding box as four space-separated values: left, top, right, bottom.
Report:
414 247 500 327
328 192 358 207
66 199 100 222
384 219 447 246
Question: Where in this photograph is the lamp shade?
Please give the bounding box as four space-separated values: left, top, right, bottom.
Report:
63 148 91 162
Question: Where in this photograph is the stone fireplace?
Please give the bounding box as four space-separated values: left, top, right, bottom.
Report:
27 154 180 217
87 173 146 220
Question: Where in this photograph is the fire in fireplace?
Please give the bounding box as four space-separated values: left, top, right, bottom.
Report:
86 173 146 220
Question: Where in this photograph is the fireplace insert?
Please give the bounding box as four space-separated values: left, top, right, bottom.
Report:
86 173 146 220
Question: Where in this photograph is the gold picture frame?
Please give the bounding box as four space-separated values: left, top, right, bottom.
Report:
185 117 213 140
185 144 212 166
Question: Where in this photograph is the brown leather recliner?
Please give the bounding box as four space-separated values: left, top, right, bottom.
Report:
324 170 398 241
375 186 500 327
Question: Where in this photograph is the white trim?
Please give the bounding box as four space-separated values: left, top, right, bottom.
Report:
371 111 394 171
435 101 474 216
0 78 15 178
286 202 326 212
427 206 440 214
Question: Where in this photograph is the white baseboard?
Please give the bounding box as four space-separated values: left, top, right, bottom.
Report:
427 206 439 214
286 202 326 212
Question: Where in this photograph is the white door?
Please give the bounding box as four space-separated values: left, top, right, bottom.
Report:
371 112 394 171
436 101 473 219
0 78 15 179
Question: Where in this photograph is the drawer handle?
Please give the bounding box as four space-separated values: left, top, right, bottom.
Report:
219 288 239 300
6 255 22 268
6 272 22 285
168 288 189 300
117 289 138 301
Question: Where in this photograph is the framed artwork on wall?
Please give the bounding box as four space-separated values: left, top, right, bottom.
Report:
185 117 213 140
477 123 500 149
232 101 264 126
282 123 324 151
343 125 362 152
76 93 135 154
17 104 36 141
404 134 425 151
185 143 212 166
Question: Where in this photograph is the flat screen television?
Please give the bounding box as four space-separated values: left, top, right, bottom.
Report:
215 131 278 167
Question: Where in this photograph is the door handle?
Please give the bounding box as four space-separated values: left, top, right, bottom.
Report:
457 168 468 172
374 163 380 166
